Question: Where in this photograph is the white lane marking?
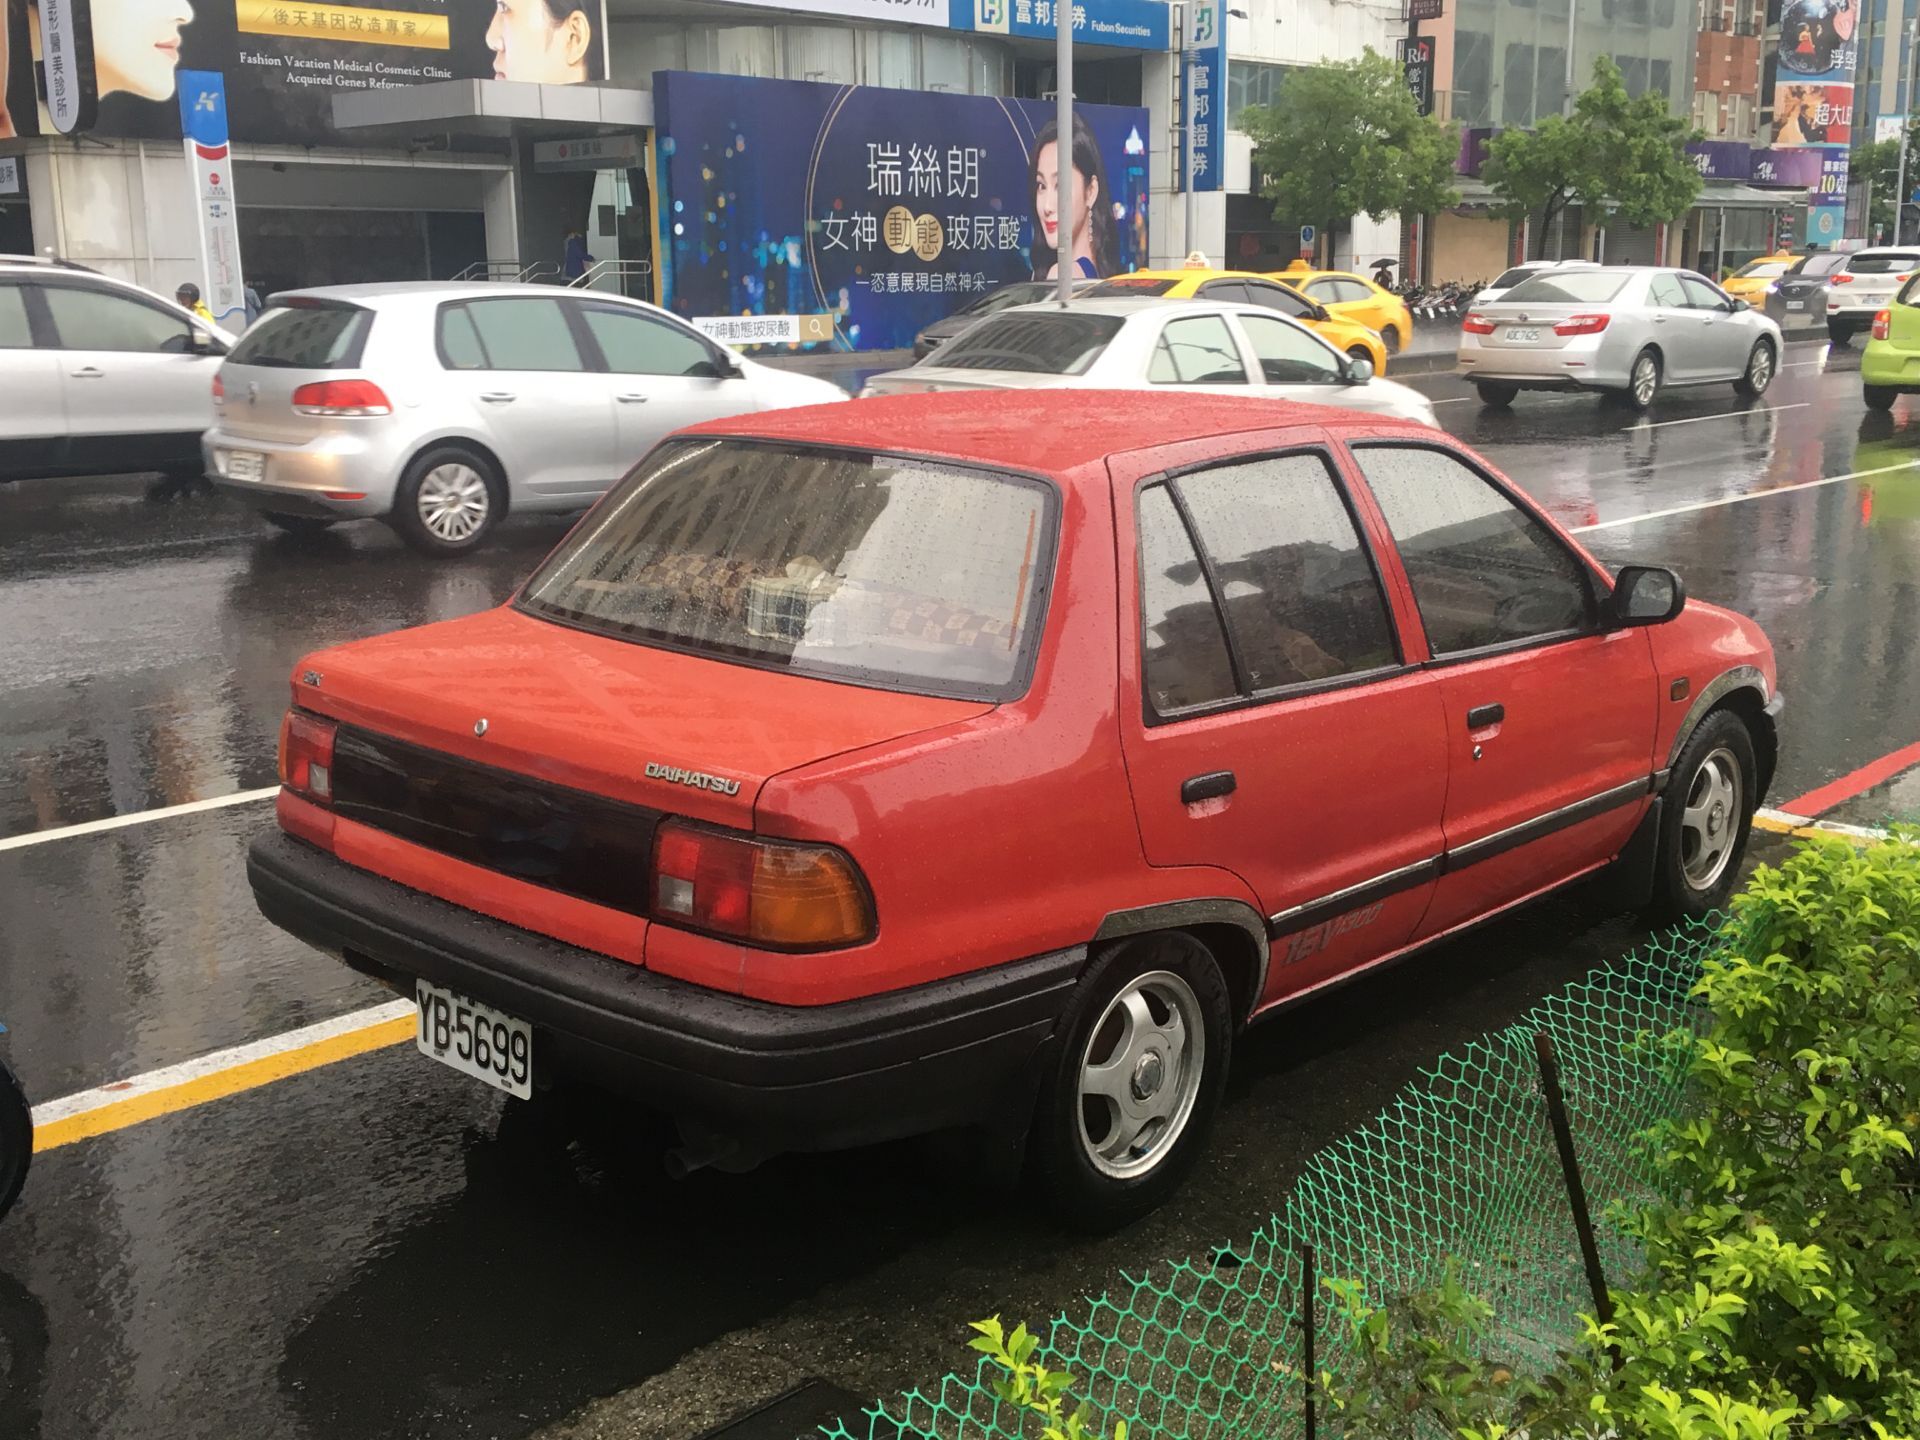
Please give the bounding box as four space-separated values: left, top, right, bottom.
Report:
1570 458 1920 533
1621 402 1811 432
0 787 279 855
29 999 416 1127
1431 397 1478 405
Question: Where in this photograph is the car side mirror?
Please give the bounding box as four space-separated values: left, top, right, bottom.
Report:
1609 564 1685 626
1313 304 1332 322
1344 355 1374 384
711 350 745 379
1729 298 1750 313
188 327 226 356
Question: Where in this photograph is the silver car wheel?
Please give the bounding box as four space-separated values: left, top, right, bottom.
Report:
417 463 490 543
1077 969 1206 1180
1746 344 1773 393
1632 355 1659 407
1680 746 1742 891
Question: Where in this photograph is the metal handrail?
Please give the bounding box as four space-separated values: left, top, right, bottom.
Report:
567 259 654 292
450 260 524 282
518 261 563 284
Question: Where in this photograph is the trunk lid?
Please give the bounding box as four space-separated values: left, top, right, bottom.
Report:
296 606 993 831
1468 301 1597 354
215 299 379 443
862 367 1081 395
1888 294 1920 350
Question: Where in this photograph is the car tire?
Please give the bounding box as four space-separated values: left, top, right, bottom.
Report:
1733 341 1775 398
1647 709 1757 924
0 1057 29 1223
1828 321 1853 347
1865 384 1900 411
1620 349 1662 411
1028 932 1232 1232
1382 325 1402 354
391 445 504 557
1475 381 1519 409
262 512 337 537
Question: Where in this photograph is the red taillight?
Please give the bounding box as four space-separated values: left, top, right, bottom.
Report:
1832 273 1855 284
277 708 337 848
1874 309 1893 341
212 373 225 402
278 708 336 803
649 820 874 950
1462 313 1495 334
1553 313 1611 336
291 379 392 416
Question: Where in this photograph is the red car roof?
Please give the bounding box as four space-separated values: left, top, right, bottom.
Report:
685 390 1428 478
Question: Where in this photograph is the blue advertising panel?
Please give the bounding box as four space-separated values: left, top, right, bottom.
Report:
1178 0 1227 193
655 71 1150 351
952 0 1171 51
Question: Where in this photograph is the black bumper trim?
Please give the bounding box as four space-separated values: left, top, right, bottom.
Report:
247 830 1081 1149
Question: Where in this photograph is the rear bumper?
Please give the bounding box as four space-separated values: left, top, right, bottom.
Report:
247 830 1080 1153
1456 334 1626 389
1860 341 1920 388
205 421 410 517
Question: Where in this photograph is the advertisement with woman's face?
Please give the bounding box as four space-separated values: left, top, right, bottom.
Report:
0 0 604 143
1029 112 1121 281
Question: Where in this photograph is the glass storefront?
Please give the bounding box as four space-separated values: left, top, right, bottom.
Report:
1450 0 1692 127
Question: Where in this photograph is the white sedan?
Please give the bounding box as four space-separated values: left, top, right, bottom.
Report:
860 297 1439 427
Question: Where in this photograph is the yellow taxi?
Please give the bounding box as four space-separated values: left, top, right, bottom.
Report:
1721 252 1799 304
1265 262 1416 354
1082 267 1389 373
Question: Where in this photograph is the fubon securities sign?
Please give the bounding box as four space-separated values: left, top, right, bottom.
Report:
655 71 1150 351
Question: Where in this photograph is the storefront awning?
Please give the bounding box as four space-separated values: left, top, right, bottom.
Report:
332 80 653 140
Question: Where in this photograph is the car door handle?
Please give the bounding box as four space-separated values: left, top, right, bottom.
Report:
1467 703 1505 729
71 365 104 378
479 391 516 404
615 393 650 404
1181 770 1237 804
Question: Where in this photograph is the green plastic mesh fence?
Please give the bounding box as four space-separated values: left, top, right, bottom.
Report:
818 916 1726 1440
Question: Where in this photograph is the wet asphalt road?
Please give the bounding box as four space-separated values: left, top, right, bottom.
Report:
3 342 1919 1439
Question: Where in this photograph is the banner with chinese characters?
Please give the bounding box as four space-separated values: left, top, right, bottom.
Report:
955 0 1171 51
1 0 608 143
178 69 249 330
655 70 1149 352
1770 0 1854 244
1177 0 1227 193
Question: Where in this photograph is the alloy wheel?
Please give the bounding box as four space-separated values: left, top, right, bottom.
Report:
416 464 490 543
1747 345 1773 393
1632 356 1658 407
1077 970 1206 1180
1680 746 1742 891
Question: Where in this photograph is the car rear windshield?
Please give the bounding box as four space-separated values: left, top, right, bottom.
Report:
226 304 373 369
927 312 1124 374
1847 252 1920 274
1084 276 1180 296
1793 253 1849 276
1499 273 1631 305
1489 267 1540 290
516 440 1057 701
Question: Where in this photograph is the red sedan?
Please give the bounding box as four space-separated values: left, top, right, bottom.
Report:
249 392 1780 1228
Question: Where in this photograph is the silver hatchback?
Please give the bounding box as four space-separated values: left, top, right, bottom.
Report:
1458 266 1783 411
205 283 847 554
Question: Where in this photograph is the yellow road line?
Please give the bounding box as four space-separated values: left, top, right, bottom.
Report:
32 1003 414 1153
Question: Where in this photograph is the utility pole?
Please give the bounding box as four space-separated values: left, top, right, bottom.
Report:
1056 0 1073 301
1182 2 1196 266
1897 19 1919 244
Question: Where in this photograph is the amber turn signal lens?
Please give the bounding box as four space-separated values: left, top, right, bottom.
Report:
650 820 873 950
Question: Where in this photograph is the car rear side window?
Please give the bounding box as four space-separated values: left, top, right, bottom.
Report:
930 312 1123 374
517 440 1056 702
1137 485 1238 715
0 284 30 348
1177 455 1398 691
1648 274 1687 307
228 305 372 369
1501 273 1630 305
440 297 585 372
1149 315 1248 384
1352 444 1592 656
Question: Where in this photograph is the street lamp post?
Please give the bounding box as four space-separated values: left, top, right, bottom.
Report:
1056 0 1073 302
1896 19 1918 245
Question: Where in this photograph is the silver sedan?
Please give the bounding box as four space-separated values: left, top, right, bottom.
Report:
1457 266 1784 411
862 297 1439 427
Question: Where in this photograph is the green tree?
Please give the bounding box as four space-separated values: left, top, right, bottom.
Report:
1484 56 1701 259
1241 50 1459 265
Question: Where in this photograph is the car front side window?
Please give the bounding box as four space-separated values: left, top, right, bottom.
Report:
41 285 194 353
1237 313 1345 384
1352 443 1593 657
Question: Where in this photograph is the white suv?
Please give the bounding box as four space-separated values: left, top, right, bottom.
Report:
1822 246 1920 345
0 255 228 485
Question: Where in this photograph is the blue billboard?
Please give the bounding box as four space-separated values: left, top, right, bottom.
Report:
654 71 1150 351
